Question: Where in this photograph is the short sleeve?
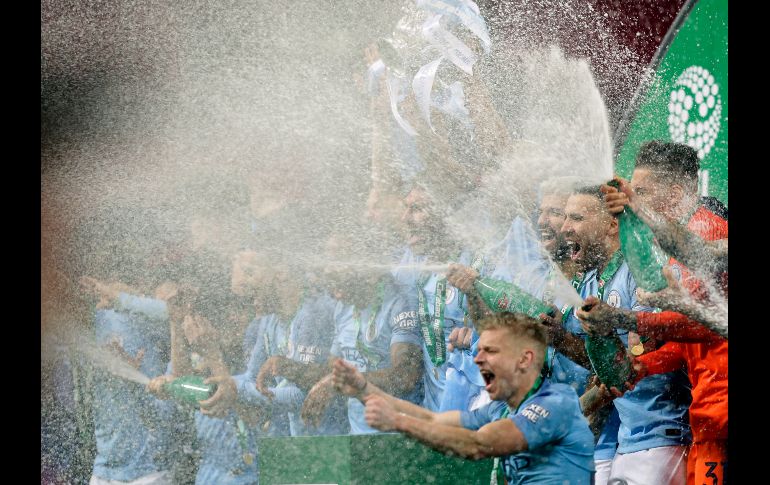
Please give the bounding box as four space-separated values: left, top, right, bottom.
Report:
510 391 574 450
388 295 422 348
460 400 507 430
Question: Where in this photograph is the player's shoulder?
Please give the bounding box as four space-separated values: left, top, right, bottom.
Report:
689 205 728 240
522 381 579 412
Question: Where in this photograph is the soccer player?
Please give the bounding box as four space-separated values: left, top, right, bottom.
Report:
580 140 728 485
399 183 488 413
557 185 692 485
332 311 595 484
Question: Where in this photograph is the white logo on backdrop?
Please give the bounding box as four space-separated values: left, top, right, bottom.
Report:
667 66 722 160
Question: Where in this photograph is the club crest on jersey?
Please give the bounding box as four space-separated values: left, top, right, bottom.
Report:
606 289 621 308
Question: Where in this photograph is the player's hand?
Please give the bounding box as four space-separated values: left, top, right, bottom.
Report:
301 375 335 428
106 338 145 370
447 327 473 353
146 374 175 399
154 281 178 302
199 375 237 417
576 297 635 335
363 394 398 432
182 315 219 349
256 356 290 398
538 305 564 344
636 265 683 310
445 264 479 294
600 177 635 215
331 358 367 398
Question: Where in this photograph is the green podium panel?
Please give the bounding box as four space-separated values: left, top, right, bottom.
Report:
258 433 496 485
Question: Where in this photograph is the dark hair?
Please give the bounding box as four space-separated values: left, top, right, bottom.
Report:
571 184 604 200
635 141 699 185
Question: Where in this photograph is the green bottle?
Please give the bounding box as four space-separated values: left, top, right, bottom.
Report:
163 375 216 407
584 331 633 391
610 180 669 292
473 277 554 318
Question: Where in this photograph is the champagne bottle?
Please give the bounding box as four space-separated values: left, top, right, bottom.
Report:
163 375 216 407
609 180 668 292
585 331 633 391
473 277 553 317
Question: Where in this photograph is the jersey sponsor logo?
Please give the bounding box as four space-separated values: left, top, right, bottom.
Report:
519 403 550 423
606 289 621 308
394 310 418 329
296 344 322 363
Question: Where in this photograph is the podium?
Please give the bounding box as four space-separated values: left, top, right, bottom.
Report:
258 433 496 484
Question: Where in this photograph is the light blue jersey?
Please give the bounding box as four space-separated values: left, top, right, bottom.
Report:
194 313 298 485
285 291 349 436
416 250 478 412
92 307 175 482
235 313 293 437
487 217 591 396
461 380 595 485
331 278 423 434
564 258 692 458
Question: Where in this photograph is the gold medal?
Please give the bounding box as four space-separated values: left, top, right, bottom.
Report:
243 452 254 465
433 367 439 380
463 314 469 327
630 343 645 356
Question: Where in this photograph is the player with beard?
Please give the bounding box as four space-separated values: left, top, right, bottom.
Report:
399 183 491 413
558 185 691 485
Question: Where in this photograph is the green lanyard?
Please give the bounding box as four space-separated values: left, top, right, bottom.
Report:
560 251 623 324
417 274 447 367
353 280 385 369
417 253 484 367
595 251 624 302
490 376 544 485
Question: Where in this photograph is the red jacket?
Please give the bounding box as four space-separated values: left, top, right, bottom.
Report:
634 205 728 442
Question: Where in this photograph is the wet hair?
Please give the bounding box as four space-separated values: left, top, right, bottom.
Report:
570 184 604 201
476 312 547 369
635 140 699 188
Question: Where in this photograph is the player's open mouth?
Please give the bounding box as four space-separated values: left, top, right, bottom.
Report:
566 240 582 261
480 370 495 389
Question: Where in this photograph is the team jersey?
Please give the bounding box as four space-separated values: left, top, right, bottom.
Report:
485 216 591 396
194 313 296 485
285 291 349 437
415 250 477 411
566 259 692 456
331 277 423 434
92 306 174 482
461 380 595 484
